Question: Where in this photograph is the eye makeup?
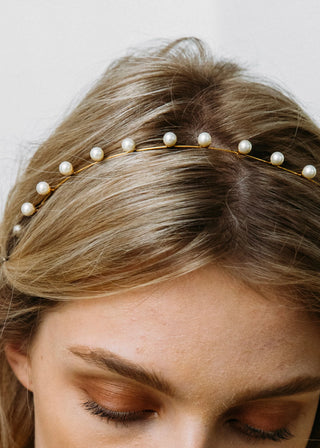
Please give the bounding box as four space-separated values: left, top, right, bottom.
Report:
72 366 316 445
76 375 160 411
228 399 302 431
81 397 296 443
230 419 294 443
77 375 160 429
224 398 306 444
82 400 156 427
77 377 302 443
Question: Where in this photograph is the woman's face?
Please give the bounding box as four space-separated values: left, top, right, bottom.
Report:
6 265 320 447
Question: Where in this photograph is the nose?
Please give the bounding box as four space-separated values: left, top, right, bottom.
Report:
154 415 219 448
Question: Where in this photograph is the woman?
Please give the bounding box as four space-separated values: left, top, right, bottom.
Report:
0 37 320 447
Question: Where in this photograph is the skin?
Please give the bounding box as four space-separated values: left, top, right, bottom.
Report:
5 265 320 447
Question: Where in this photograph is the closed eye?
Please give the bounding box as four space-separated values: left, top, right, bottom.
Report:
83 399 295 443
82 400 156 427
228 418 294 443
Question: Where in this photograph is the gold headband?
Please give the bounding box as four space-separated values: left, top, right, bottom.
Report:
11 131 318 237
0 134 316 265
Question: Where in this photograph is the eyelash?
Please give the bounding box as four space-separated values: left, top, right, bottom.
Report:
239 423 293 443
82 400 294 443
82 400 155 427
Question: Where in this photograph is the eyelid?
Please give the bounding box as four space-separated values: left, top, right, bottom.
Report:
224 403 299 443
230 420 294 443
225 398 303 431
82 400 157 426
84 399 295 443
75 376 161 410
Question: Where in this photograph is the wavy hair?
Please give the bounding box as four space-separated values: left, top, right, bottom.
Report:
1 37 320 447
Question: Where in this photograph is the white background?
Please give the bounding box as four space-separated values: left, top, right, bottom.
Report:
1 0 320 214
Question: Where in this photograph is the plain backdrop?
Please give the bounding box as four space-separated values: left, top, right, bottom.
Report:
1 0 320 214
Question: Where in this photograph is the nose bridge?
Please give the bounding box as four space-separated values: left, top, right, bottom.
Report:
163 414 218 448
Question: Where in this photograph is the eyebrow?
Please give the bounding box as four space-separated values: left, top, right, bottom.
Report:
68 345 320 403
68 345 176 397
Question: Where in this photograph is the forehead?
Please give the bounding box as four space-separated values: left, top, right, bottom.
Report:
37 265 320 401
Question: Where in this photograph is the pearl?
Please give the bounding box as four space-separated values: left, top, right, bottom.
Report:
238 140 252 154
270 152 284 166
121 138 136 152
90 147 104 162
21 202 36 216
59 161 74 176
12 224 22 236
302 164 317 179
163 132 177 147
197 132 212 147
36 181 51 195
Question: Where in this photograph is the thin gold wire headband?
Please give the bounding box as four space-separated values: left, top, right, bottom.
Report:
5 131 320 244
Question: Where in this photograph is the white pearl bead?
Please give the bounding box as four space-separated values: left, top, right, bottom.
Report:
197 132 212 147
238 140 252 154
121 138 136 152
36 181 51 195
21 202 36 216
12 224 22 236
302 164 317 179
163 132 177 147
90 147 104 162
59 161 74 176
270 152 284 166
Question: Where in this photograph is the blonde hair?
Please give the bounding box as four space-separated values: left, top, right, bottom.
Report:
1 36 320 447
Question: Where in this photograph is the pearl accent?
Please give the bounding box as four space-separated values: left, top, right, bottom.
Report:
302 164 317 179
36 181 51 195
21 202 36 216
90 147 104 162
59 161 74 176
238 140 252 154
197 132 212 147
121 138 136 152
270 152 284 166
163 132 177 147
12 224 22 236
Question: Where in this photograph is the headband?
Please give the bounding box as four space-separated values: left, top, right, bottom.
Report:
0 131 318 264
